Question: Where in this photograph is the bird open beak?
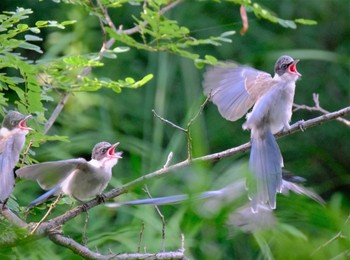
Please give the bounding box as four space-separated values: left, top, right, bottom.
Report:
107 142 123 159
19 114 33 131
288 60 301 77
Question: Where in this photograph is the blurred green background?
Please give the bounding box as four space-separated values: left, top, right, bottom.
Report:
1 0 349 259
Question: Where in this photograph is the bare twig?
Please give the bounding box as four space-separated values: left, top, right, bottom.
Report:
294 93 350 127
21 139 33 168
31 194 62 235
186 96 211 159
152 109 187 132
137 222 145 253
163 152 173 168
82 211 89 246
143 185 166 252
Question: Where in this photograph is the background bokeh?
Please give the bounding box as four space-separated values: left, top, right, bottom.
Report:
1 0 349 259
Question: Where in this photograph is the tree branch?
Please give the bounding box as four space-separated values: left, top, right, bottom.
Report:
49 234 188 260
294 93 350 127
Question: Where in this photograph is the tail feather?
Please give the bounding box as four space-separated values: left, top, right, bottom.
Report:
249 128 283 211
28 186 61 209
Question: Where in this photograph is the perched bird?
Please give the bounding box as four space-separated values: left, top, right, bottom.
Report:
16 142 122 208
0 111 32 204
203 56 301 212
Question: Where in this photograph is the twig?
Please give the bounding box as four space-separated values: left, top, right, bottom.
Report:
152 109 187 132
143 185 166 252
20 139 33 168
163 152 173 168
137 222 145 253
311 232 346 256
294 93 350 127
31 194 62 235
82 211 89 246
186 96 211 159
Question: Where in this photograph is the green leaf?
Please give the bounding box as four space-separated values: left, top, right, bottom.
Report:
295 18 317 25
35 21 48 27
112 46 130 53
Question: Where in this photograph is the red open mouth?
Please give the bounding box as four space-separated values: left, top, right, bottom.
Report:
288 60 301 76
107 143 123 158
19 115 33 131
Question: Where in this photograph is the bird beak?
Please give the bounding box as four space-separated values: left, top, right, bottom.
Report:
19 114 33 131
289 60 301 77
107 142 123 159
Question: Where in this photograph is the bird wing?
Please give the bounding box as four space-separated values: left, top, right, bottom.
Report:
16 158 87 190
0 135 20 200
203 63 273 121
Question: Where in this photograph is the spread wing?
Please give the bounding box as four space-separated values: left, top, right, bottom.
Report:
203 63 273 121
0 135 21 201
16 158 87 190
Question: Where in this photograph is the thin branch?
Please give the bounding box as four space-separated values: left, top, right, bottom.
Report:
30 194 62 235
294 93 350 127
186 96 211 159
143 185 166 252
137 222 145 253
152 109 187 132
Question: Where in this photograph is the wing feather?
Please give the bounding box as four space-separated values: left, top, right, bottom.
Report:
0 136 18 201
16 158 87 190
203 63 273 121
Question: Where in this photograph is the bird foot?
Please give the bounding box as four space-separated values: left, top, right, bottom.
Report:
96 194 107 204
294 119 305 132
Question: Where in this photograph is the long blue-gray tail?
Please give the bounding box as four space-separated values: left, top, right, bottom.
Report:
248 128 283 212
28 186 61 209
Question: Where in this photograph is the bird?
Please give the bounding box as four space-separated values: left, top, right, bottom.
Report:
16 141 122 208
202 55 301 212
0 111 32 204
105 174 324 208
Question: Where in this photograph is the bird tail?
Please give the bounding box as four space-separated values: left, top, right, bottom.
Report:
248 128 283 212
106 190 227 208
28 186 61 209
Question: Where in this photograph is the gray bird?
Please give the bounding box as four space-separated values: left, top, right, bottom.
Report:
16 141 122 208
202 56 301 212
0 111 32 203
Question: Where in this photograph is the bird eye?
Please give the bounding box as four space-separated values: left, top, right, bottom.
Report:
282 64 288 70
102 148 108 154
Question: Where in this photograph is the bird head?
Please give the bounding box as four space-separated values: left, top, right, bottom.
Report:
2 111 32 131
274 56 301 77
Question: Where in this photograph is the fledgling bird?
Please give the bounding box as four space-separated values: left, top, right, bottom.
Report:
0 111 32 204
203 56 301 212
16 141 122 208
